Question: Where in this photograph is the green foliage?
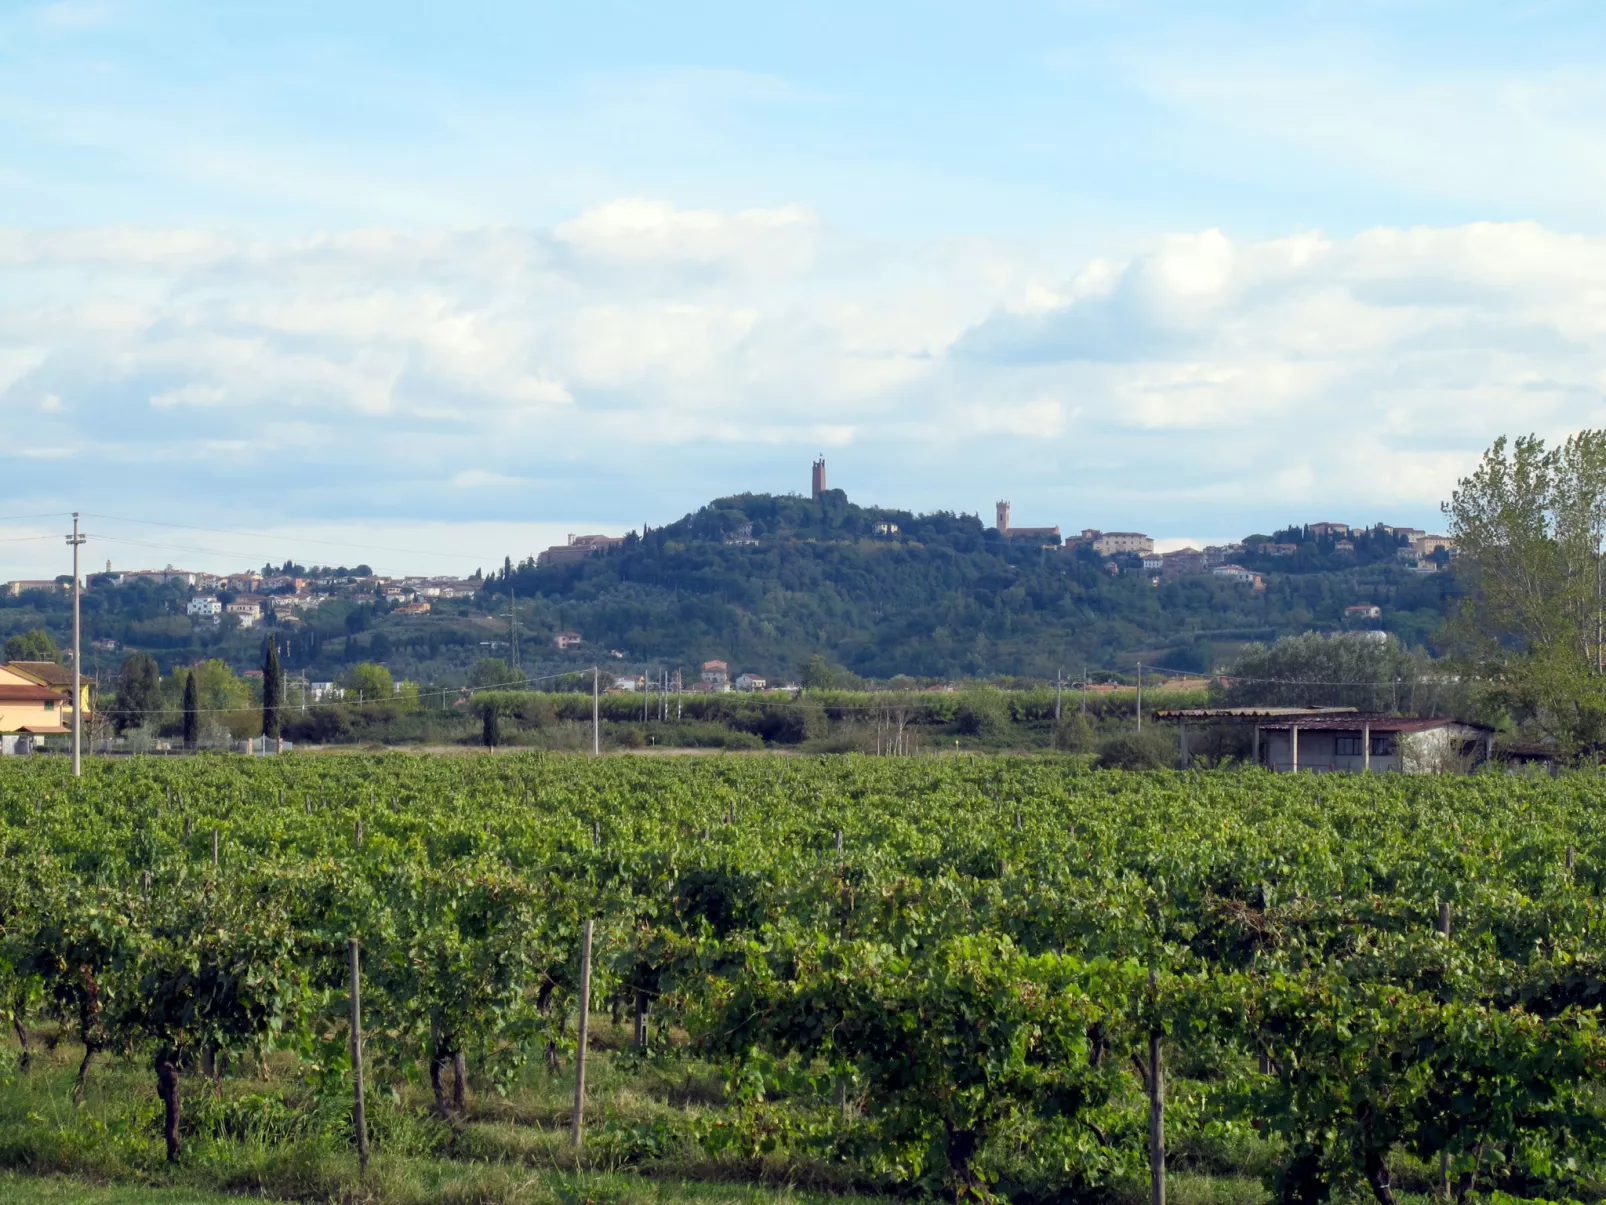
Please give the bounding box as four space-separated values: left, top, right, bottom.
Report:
1446 431 1606 752
469 657 513 689
111 653 161 735
1221 632 1462 714
180 672 198 749
955 688 1009 740
261 640 282 741
342 662 393 704
1095 726 1178 769
3 628 59 663
2 757 1605 1202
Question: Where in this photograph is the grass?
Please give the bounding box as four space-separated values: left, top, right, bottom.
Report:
14 1023 1479 1205
0 1025 905 1205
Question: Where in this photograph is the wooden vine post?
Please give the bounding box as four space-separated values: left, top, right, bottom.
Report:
1149 969 1165 1205
572 919 594 1148
349 937 370 1171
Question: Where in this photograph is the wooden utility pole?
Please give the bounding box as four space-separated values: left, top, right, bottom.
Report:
571 919 594 1147
1136 663 1143 732
1054 668 1063 722
67 513 85 777
592 667 600 755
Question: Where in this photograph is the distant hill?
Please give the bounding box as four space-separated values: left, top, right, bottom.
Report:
483 492 1459 680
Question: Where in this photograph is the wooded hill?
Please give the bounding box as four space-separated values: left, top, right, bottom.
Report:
482 491 1458 680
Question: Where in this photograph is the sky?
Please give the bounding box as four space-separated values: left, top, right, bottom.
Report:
4 0 1606 578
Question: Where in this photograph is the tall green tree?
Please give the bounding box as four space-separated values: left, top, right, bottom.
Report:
3 628 60 663
468 657 512 689
111 653 161 734
1220 633 1457 714
181 671 199 750
1444 431 1606 751
261 639 282 744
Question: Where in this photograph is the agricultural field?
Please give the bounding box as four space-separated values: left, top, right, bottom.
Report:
2 755 1605 1205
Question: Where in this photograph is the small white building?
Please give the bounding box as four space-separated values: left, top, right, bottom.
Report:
1346 604 1383 620
1256 716 1494 774
187 596 222 617
1212 564 1257 584
734 672 767 691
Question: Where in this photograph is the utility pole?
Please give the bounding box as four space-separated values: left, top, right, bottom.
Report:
592 666 600 755
1136 662 1143 732
1082 665 1088 716
67 513 86 778
1054 668 1063 722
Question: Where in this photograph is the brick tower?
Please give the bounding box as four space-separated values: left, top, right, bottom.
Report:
812 457 827 499
995 500 1011 533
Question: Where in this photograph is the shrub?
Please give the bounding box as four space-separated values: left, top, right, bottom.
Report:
1095 726 1178 770
955 689 1010 739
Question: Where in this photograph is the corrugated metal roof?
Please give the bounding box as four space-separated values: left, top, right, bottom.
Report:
1155 707 1358 719
1257 715 1494 734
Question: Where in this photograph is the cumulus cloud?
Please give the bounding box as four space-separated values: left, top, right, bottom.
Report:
3 204 1606 546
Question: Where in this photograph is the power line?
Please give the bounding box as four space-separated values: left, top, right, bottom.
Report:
81 512 503 563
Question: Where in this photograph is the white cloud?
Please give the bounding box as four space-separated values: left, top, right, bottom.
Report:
5 204 1606 548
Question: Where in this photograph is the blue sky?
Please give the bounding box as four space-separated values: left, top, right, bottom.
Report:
4 0 1606 576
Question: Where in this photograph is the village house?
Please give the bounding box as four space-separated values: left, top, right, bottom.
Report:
1308 522 1351 538
734 672 767 691
1346 604 1383 620
553 631 583 650
187 596 223 617
3 580 65 597
1091 531 1154 557
0 661 91 748
1161 548 1207 575
701 660 730 690
538 533 627 567
1212 564 1258 585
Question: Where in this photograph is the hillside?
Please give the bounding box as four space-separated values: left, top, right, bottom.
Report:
1 491 1460 684
482 491 1458 680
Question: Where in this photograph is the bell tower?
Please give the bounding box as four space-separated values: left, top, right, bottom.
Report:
995 500 1011 533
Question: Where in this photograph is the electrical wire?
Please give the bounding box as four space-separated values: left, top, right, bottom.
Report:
81 512 504 564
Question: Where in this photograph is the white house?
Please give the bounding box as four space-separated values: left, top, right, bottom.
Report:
187 596 222 617
734 672 767 691
1212 564 1257 584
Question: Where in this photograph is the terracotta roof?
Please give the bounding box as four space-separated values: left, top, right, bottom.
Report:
5 661 72 686
0 683 67 702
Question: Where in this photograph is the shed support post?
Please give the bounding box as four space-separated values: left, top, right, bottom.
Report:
1253 725 1261 767
1363 724 1371 773
1178 722 1188 769
1291 726 1299 774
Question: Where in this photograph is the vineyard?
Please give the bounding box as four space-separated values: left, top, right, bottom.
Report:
2 755 1605 1205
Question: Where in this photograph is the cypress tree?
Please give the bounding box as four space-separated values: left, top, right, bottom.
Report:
481 700 500 750
182 671 199 750
262 639 282 744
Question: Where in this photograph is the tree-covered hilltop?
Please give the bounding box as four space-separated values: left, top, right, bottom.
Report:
484 492 1458 680
0 490 1460 683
